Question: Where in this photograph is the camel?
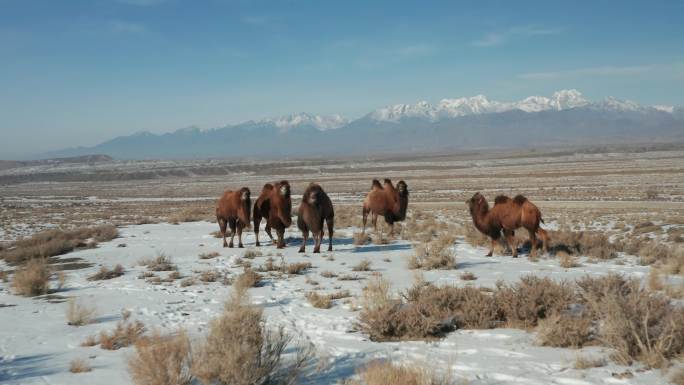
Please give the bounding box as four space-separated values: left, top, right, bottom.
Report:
297 183 334 253
215 187 251 248
253 180 292 248
362 178 409 236
466 192 549 258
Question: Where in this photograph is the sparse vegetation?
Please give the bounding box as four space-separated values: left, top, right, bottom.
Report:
234 268 262 291
353 232 370 246
99 319 146 350
12 258 52 296
409 234 456 270
140 253 177 271
69 358 92 373
345 360 456 385
459 271 477 281
66 298 97 326
128 330 192 385
243 248 262 259
574 355 606 369
199 252 220 259
0 225 118 264
88 264 125 281
352 259 372 272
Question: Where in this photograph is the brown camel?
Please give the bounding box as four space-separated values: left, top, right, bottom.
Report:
297 183 334 253
216 187 251 248
466 192 549 258
253 180 292 248
362 178 409 236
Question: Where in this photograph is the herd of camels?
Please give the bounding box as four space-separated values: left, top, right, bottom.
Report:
216 179 549 257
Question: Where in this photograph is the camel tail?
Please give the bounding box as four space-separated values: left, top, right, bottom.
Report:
371 179 382 189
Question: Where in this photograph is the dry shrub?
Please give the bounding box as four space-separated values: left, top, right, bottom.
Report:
352 259 372 272
88 264 124 281
574 355 606 369
536 313 593 348
66 298 96 326
409 234 456 270
168 206 210 224
128 330 192 385
334 205 361 229
670 367 684 385
0 225 118 264
199 270 221 283
495 276 575 329
353 232 370 246
234 268 262 291
459 271 476 281
191 289 312 385
141 253 177 271
549 229 617 259
284 262 312 275
558 251 580 268
69 358 92 373
347 360 455 385
199 252 220 259
372 233 389 245
463 224 489 247
306 292 332 309
81 335 98 347
99 319 146 350
320 270 337 278
577 274 684 368
12 258 51 296
180 277 196 287
243 249 262 259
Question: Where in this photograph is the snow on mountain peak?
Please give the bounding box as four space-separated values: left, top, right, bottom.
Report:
262 113 349 131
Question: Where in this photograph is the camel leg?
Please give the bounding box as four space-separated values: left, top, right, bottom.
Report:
266 224 276 245
254 216 261 246
299 228 308 253
371 213 378 233
487 238 496 257
276 228 285 249
527 228 537 258
361 207 369 234
537 228 549 255
237 224 244 248
228 219 237 248
504 229 517 258
327 217 334 252
313 230 321 253
218 217 228 248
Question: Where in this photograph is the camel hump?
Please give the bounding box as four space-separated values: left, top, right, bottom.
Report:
371 179 383 189
513 195 528 205
261 183 274 192
494 195 511 205
383 178 393 185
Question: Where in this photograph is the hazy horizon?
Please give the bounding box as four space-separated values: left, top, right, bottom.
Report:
1 0 683 159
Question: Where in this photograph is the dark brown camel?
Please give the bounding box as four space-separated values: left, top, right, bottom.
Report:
253 180 292 248
297 183 334 253
466 192 549 258
216 187 251 248
362 179 409 236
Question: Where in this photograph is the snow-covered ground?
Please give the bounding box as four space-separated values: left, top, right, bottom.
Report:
0 222 672 384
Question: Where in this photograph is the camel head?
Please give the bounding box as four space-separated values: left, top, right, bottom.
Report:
238 187 251 224
396 180 408 197
278 180 291 198
274 180 292 226
466 192 488 216
305 184 323 205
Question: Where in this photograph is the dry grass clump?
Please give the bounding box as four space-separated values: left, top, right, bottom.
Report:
88 264 125 281
168 206 210 224
306 290 351 309
352 259 372 272
99 319 147 350
191 289 312 385
494 276 575 329
284 261 312 275
372 232 389 245
66 298 97 326
12 258 52 296
536 313 592 348
128 330 192 385
346 360 456 385
180 277 196 287
577 274 684 368
408 235 456 270
320 270 338 278
81 334 98 347
199 252 220 259
670 367 684 385
234 268 262 291
549 229 617 259
140 253 177 271
557 251 580 268
459 271 477 281
0 225 118 264
199 270 221 283
243 248 262 259
574 355 606 369
69 358 92 373
353 232 370 246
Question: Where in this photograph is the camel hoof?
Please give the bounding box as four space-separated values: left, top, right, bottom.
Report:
328 246 333 252
486 252 493 257
298 247 305 253
228 243 234 248
239 244 244 248
255 242 260 247
313 249 320 254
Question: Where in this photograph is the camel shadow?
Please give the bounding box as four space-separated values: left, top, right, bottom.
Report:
0 354 60 382
302 353 368 383
456 260 497 269
353 243 412 253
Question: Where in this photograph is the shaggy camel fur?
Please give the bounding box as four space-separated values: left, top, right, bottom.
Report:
297 183 335 253
467 192 549 257
362 179 409 236
253 181 292 248
216 187 251 248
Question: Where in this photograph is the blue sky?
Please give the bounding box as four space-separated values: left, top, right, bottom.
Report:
1 0 683 158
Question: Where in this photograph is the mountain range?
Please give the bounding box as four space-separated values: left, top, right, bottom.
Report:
45 90 684 160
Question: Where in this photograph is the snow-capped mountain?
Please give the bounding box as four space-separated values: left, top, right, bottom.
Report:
260 113 348 132
368 89 671 123
43 89 683 160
